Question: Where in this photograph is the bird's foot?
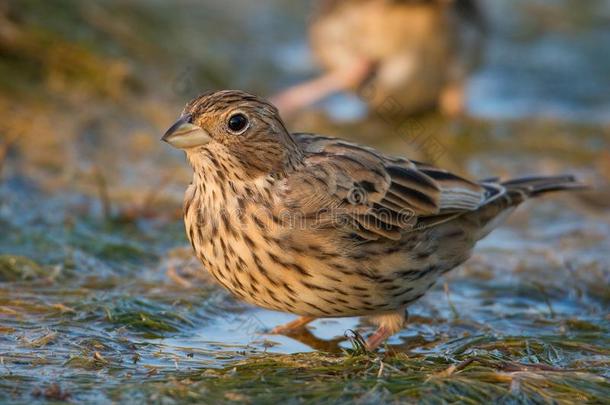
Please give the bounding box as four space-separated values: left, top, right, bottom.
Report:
271 316 316 334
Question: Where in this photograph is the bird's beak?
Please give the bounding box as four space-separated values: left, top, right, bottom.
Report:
162 114 211 149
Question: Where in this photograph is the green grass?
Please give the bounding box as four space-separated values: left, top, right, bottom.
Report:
110 347 609 404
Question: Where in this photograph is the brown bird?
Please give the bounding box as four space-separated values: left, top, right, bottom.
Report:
162 90 582 350
272 0 485 117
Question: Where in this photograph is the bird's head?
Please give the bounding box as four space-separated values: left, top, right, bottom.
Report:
162 90 301 178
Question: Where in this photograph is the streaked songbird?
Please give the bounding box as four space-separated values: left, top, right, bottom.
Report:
163 90 583 350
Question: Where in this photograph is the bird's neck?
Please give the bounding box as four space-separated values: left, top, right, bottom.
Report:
187 145 280 212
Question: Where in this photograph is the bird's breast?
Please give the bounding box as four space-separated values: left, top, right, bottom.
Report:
182 177 467 318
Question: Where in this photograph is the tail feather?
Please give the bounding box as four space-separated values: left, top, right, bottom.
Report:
471 174 585 240
501 174 586 200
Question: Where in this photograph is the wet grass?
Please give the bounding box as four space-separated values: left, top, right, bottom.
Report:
117 349 609 404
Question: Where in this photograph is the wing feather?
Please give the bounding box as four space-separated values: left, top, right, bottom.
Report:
285 133 488 240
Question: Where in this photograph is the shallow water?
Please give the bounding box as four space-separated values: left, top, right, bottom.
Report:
1 0 609 403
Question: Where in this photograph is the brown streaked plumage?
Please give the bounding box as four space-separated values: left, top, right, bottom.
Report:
162 90 584 350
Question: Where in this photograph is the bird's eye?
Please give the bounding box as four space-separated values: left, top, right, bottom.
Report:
227 113 249 134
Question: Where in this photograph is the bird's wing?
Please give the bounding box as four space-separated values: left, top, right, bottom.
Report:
284 133 489 241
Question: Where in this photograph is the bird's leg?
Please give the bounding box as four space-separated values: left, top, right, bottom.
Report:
439 80 465 117
365 325 393 351
270 59 373 117
271 316 316 334
365 309 408 351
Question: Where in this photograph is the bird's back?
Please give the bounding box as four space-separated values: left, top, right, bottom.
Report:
289 132 581 252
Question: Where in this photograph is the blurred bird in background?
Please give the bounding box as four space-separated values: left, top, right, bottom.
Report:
272 0 485 117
